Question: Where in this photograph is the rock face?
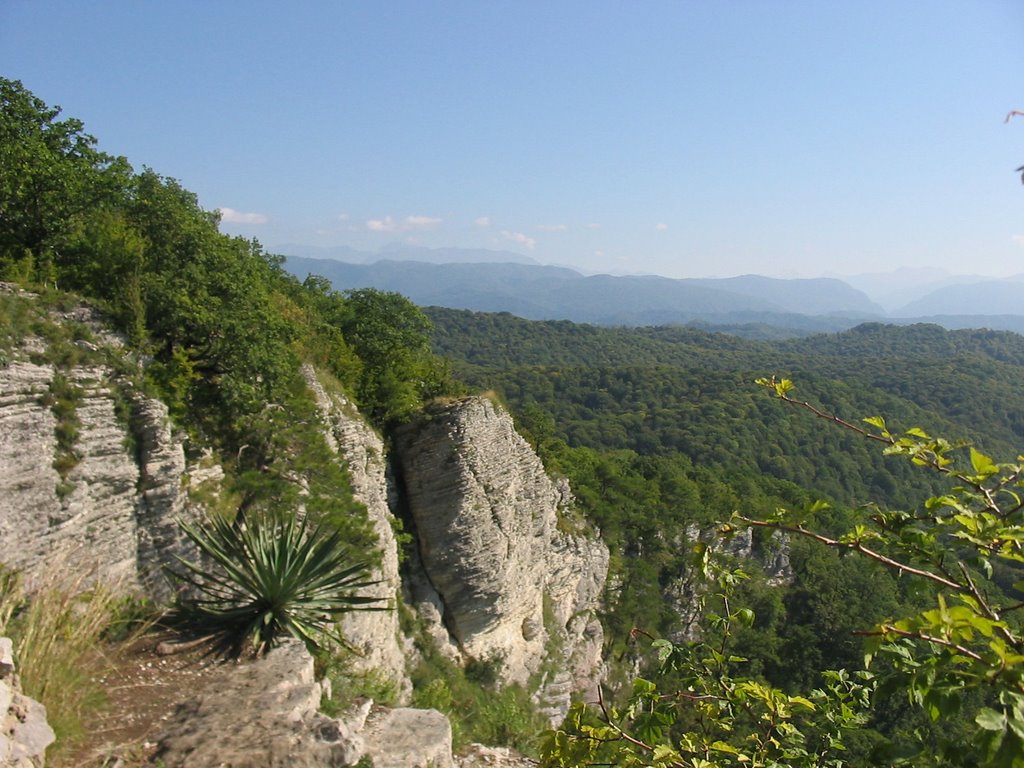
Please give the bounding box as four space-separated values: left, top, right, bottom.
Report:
1 637 55 768
154 640 453 768
0 357 192 597
302 366 412 702
1 288 612 756
395 397 608 710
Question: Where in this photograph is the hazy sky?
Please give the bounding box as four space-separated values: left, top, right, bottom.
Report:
2 1 1022 279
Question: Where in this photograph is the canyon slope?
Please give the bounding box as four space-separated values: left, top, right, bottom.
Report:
0 283 607 765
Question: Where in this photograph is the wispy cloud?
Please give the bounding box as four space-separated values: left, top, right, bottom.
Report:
655 223 669 231
337 212 350 222
501 230 536 250
219 207 268 225
538 224 568 232
366 215 442 232
406 215 442 228
1013 234 1024 247
475 216 492 228
585 223 601 230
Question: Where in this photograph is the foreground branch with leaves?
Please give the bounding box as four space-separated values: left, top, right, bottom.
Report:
540 546 872 767
542 377 1024 767
741 377 1024 766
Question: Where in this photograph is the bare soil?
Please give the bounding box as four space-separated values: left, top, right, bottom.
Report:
57 635 225 767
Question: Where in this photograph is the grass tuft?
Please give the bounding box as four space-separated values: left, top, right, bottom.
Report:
0 563 122 755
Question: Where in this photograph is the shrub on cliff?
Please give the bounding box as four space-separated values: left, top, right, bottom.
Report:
170 511 384 657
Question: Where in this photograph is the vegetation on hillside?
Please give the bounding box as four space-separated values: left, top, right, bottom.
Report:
0 76 461 757
429 307 1024 764
5 75 1024 765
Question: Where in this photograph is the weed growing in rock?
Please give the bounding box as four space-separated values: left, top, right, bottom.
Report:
42 372 83 494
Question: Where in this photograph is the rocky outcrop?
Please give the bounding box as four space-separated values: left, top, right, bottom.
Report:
1 288 612 755
395 397 608 711
302 366 412 702
0 357 193 597
154 640 453 768
1 637 55 768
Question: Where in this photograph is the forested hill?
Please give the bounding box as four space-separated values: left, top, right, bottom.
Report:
425 306 1024 724
427 307 1024 511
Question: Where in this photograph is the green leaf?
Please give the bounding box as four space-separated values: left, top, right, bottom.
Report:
862 415 889 436
977 707 1007 731
970 447 998 476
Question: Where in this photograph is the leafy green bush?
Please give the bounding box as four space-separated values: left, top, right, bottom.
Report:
170 511 383 657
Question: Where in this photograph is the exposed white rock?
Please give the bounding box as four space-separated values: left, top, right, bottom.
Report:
362 707 454 768
457 742 536 767
1 637 55 768
131 394 197 601
0 361 63 584
395 396 608 712
0 310 195 599
155 641 360 768
302 365 412 701
155 640 454 768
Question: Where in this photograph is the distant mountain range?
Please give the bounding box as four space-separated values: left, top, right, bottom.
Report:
279 245 1024 337
277 242 540 266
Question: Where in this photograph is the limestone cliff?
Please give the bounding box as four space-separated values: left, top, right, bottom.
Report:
302 365 412 701
0 290 195 599
395 397 608 711
0 287 610 755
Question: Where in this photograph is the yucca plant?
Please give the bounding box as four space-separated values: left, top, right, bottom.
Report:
170 511 383 657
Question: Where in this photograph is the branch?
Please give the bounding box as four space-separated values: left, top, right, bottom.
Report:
738 516 964 591
856 625 984 662
774 392 892 447
772 390 956 478
596 686 656 755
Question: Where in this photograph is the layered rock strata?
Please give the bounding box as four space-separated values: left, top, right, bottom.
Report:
302 366 411 701
395 397 608 709
0 358 191 596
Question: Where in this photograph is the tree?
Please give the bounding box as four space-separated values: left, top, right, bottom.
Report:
542 377 1024 767
0 77 131 281
337 288 451 424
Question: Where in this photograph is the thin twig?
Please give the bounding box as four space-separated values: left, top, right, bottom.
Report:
855 625 984 662
738 516 964 591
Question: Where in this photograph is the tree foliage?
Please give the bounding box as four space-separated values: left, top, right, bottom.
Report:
541 547 873 767
741 378 1024 766
0 79 458 662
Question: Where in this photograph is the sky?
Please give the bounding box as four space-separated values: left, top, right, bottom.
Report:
2 1 1022 280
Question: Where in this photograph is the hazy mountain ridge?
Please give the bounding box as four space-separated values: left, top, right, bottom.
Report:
277 242 541 266
283 255 889 331
894 275 1024 317
283 251 1024 335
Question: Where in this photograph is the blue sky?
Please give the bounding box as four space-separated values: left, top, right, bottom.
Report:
2 1 1022 279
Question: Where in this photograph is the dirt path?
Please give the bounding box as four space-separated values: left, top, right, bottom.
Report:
58 637 224 767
